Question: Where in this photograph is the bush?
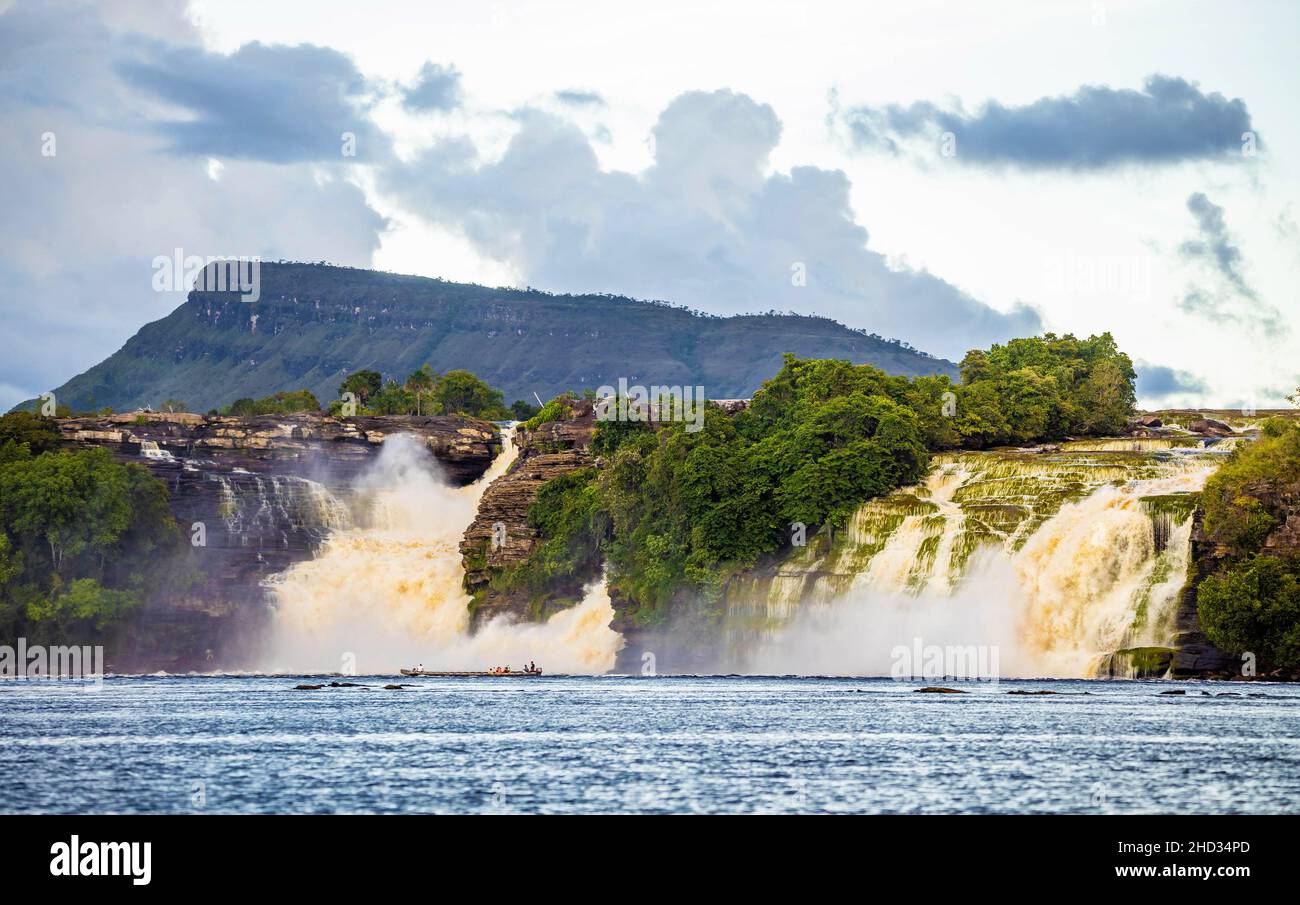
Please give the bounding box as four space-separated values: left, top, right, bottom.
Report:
1202 418 1300 555
523 395 575 431
1198 556 1300 668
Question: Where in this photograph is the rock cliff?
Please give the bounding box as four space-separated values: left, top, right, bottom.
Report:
460 403 598 628
57 411 498 485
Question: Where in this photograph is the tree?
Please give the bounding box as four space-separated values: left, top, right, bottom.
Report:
338 369 382 405
1198 556 1300 668
434 370 506 418
367 379 416 415
405 365 438 416
0 412 61 456
0 448 176 577
951 332 1136 446
224 390 320 416
25 578 141 634
511 399 540 420
0 444 179 643
159 399 188 413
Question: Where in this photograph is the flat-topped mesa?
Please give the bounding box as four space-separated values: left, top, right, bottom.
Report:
460 401 598 626
56 411 500 485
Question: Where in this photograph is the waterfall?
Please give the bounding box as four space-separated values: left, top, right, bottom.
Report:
733 448 1218 678
259 430 623 675
211 473 351 546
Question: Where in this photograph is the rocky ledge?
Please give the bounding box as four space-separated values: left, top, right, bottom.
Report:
57 411 500 485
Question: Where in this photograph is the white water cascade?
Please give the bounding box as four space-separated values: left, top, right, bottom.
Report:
259 431 623 675
734 445 1220 678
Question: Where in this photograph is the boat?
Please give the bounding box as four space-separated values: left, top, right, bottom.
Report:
399 668 543 677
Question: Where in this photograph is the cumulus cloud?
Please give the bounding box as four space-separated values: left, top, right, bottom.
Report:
0 0 387 410
383 89 1040 359
843 75 1257 169
401 61 462 113
1176 192 1281 335
117 40 389 163
1135 362 1209 400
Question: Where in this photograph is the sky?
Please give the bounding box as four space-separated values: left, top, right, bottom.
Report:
1 0 1297 410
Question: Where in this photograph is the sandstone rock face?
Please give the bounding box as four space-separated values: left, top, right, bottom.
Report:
460 406 597 628
58 411 499 485
58 412 499 671
1172 508 1247 678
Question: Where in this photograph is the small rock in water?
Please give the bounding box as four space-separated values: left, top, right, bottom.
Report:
294 684 323 691
1007 690 1059 695
915 686 966 694
1159 689 1186 695
382 684 412 690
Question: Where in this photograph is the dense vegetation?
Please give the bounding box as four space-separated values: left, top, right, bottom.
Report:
950 333 1136 447
0 414 182 644
331 367 516 419
1198 417 1300 667
220 389 321 416
498 334 1138 624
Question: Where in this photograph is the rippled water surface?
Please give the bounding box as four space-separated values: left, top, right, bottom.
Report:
2 675 1298 813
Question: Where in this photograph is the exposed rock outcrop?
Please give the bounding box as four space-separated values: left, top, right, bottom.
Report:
1171 508 1251 678
1185 417 1235 437
460 404 597 628
57 411 499 485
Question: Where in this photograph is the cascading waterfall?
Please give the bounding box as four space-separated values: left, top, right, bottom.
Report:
259 430 622 674
734 447 1221 678
213 473 352 542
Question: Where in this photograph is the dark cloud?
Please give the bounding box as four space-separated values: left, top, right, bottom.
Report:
554 89 605 107
383 89 1041 359
1180 192 1254 297
1176 192 1281 335
1135 362 1209 400
844 75 1257 169
401 61 462 112
117 40 389 163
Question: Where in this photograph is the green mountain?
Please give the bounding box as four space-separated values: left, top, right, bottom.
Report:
33 262 957 413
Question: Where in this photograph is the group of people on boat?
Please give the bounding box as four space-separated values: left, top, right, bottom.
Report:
489 661 540 675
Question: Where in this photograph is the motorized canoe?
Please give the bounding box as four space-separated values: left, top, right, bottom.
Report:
399 669 543 677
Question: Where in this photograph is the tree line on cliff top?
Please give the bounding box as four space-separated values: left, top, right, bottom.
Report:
218 367 537 420
496 332 1140 623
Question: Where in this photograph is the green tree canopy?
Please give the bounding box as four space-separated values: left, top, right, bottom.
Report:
338 369 383 403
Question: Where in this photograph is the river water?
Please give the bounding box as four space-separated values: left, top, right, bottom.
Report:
2 675 1298 813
